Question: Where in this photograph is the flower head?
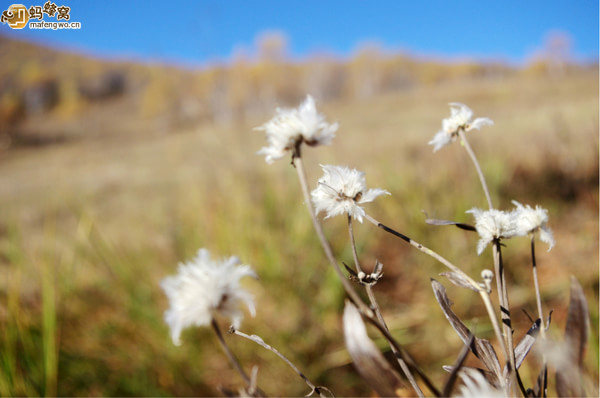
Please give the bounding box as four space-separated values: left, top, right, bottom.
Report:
160 248 256 346
467 208 519 255
311 165 390 223
255 95 338 164
429 102 493 152
512 200 555 251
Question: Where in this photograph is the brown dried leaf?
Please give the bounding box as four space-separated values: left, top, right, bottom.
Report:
343 301 405 397
425 218 476 231
431 279 502 383
556 276 590 397
514 319 541 369
440 272 479 292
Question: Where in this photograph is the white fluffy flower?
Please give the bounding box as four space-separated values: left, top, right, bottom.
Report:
512 200 555 251
160 248 256 346
311 165 390 223
454 368 506 398
256 95 338 164
429 102 493 152
467 208 519 255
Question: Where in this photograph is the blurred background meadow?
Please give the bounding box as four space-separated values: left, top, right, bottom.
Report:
0 1 598 396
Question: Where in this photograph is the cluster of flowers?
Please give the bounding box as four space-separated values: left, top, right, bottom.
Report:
469 201 554 255
159 96 557 397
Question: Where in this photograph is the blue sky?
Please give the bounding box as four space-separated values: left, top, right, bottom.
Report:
1 0 598 66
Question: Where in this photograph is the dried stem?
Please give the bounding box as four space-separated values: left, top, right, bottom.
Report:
232 329 332 398
364 213 509 368
457 128 493 210
347 215 424 397
492 241 523 396
457 127 521 393
530 236 545 334
479 289 510 377
347 214 364 275
292 152 438 396
364 214 480 288
292 153 366 312
211 319 265 397
530 235 548 397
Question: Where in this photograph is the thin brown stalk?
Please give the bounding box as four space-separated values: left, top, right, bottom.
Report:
492 241 523 397
347 215 424 397
232 329 332 398
530 235 547 397
365 213 509 368
292 152 438 396
457 128 521 393
211 319 265 397
347 214 364 275
292 153 366 313
479 290 510 374
364 214 480 288
530 236 545 334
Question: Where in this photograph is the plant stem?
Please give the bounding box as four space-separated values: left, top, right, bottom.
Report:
457 127 521 393
457 128 493 209
211 318 264 397
530 236 545 334
530 235 547 397
292 154 366 312
479 290 510 380
492 241 521 396
347 215 424 397
365 213 509 369
292 153 438 396
364 214 480 288
232 329 332 398
347 214 364 275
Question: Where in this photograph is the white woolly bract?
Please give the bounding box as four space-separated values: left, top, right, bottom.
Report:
311 165 390 223
160 248 256 346
429 102 493 152
512 200 555 251
428 129 453 152
255 95 338 164
467 208 519 255
454 368 506 398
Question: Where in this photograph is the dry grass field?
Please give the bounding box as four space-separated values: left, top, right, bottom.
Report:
0 45 598 396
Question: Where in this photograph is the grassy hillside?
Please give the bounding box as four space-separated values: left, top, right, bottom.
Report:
0 36 597 396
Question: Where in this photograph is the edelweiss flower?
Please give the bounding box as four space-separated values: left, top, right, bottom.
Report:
311 165 390 223
429 102 493 152
255 95 338 163
467 208 519 255
512 200 555 251
160 248 256 346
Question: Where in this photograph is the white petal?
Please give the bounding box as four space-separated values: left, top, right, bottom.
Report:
428 130 453 152
467 117 494 131
540 227 555 251
448 102 473 126
477 238 490 255
360 188 391 203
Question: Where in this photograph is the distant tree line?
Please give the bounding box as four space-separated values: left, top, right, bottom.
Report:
0 30 594 147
